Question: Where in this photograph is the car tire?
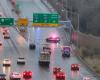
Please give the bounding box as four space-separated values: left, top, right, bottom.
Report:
46 39 49 42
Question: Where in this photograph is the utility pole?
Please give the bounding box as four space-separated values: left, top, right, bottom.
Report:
67 0 72 19
77 13 79 48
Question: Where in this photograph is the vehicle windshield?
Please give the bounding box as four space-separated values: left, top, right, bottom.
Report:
63 47 70 52
19 58 24 59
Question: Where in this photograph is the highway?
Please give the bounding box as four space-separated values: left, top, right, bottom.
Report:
0 0 99 80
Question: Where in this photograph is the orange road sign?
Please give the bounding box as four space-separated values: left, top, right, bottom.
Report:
17 18 28 26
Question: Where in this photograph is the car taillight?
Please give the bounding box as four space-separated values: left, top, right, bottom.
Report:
29 72 32 75
23 72 26 75
71 65 74 67
56 73 60 77
75 65 77 67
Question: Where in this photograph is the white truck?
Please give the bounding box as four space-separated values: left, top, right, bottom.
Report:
39 52 50 66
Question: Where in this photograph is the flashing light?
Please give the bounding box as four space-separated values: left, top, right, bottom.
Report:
29 72 32 75
52 34 57 38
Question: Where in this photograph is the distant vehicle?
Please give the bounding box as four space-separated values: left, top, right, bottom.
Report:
53 67 61 75
71 64 79 71
29 43 36 50
0 41 2 46
17 57 26 65
11 0 16 6
2 30 9 35
3 59 11 67
3 33 10 39
83 77 91 80
55 71 65 80
19 27 26 32
0 73 6 80
62 46 71 57
43 46 51 54
46 36 60 43
62 51 70 57
39 52 50 66
23 71 32 79
10 72 21 80
2 28 9 32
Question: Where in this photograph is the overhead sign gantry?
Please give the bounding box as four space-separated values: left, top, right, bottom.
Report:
0 13 60 27
32 13 59 27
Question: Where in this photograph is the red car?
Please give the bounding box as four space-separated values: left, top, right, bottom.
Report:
55 71 65 80
53 67 61 75
23 71 32 79
71 64 79 71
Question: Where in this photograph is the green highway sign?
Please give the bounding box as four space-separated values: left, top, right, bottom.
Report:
0 18 14 26
33 13 59 27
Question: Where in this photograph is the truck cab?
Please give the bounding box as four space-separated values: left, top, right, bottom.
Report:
39 52 50 67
